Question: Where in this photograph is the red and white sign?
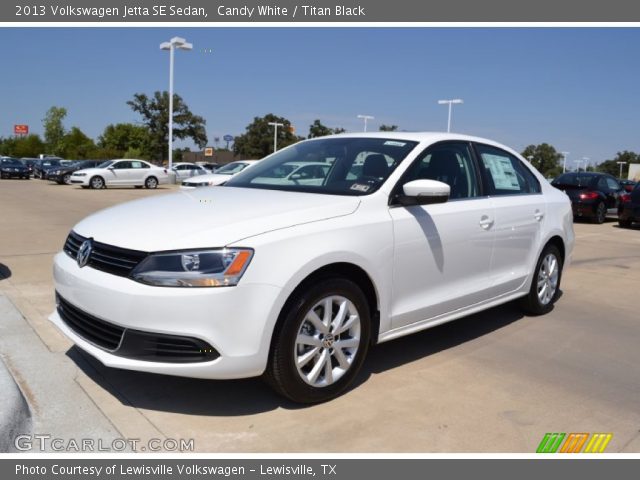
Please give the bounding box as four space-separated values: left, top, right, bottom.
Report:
14 124 29 135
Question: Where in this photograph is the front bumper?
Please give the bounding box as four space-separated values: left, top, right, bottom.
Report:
70 176 89 185
50 252 283 379
1 169 29 178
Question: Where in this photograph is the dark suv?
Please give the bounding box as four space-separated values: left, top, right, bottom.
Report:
618 182 640 228
551 172 625 224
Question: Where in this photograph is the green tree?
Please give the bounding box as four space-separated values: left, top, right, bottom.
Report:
308 119 334 138
42 106 67 155
127 92 207 161
0 134 46 158
521 143 562 176
234 114 303 158
58 127 97 159
379 124 398 131
307 119 346 138
98 123 152 159
597 151 640 178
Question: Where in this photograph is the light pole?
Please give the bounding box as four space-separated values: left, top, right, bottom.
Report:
268 122 284 152
357 114 374 132
160 36 193 174
437 98 463 132
561 151 569 173
575 160 583 172
582 157 590 172
617 161 627 179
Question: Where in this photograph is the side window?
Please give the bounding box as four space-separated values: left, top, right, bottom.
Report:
606 177 621 191
597 177 609 191
400 142 479 199
476 144 541 195
113 161 131 169
130 161 143 169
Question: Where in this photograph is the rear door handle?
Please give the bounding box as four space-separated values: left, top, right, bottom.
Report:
534 210 544 222
479 215 494 230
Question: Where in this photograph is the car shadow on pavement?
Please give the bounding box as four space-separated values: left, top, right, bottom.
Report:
67 299 531 416
0 263 12 280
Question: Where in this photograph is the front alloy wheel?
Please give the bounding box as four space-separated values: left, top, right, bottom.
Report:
265 278 371 403
90 176 105 189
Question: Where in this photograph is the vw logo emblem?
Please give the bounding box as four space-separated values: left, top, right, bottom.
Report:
77 239 93 268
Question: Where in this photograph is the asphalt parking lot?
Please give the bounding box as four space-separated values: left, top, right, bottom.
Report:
1 178 639 453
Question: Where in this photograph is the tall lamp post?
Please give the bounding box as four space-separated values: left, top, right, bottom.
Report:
561 151 569 173
160 36 192 174
268 122 284 153
617 161 627 179
582 157 590 172
357 114 374 132
437 98 463 132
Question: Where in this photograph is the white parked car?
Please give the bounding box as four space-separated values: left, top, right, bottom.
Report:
51 133 574 403
180 160 258 188
70 159 169 189
171 162 207 181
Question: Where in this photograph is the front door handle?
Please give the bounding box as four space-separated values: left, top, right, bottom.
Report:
534 210 544 222
479 215 494 230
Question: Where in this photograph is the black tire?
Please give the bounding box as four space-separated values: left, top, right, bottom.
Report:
520 244 563 316
618 217 632 228
145 176 158 189
265 277 371 404
89 176 105 189
593 202 606 224
62 173 72 185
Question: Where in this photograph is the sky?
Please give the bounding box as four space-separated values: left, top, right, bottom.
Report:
1 27 640 165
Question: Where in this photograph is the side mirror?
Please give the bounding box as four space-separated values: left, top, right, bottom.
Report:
290 173 302 180
396 179 450 206
107 166 114 170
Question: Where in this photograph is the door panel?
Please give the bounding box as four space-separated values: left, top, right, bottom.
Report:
389 141 495 329
390 199 495 328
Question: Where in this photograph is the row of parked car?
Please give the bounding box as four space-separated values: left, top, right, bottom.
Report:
550 172 639 228
0 156 254 187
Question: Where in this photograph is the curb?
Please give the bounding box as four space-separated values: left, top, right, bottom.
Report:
0 355 32 452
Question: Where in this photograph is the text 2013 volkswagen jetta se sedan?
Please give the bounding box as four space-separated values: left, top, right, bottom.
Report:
50 133 574 403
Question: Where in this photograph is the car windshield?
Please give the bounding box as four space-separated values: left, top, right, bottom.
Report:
1 158 22 166
98 160 114 168
216 162 250 175
226 137 419 195
553 174 594 187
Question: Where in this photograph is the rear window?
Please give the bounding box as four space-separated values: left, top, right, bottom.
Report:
553 174 594 187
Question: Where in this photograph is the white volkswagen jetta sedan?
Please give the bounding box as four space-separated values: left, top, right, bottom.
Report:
180 160 259 188
51 133 574 403
70 159 169 189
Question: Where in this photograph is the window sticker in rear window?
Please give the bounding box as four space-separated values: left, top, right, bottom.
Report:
482 154 520 191
383 141 407 147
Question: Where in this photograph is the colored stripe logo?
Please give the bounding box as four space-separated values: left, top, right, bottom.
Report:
537 433 612 453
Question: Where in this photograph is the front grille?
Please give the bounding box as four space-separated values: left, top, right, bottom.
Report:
63 231 148 277
56 293 219 363
57 293 125 350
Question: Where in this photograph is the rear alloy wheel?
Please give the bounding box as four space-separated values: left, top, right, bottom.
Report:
594 202 606 224
145 176 158 189
520 244 563 315
265 278 371 403
90 176 105 189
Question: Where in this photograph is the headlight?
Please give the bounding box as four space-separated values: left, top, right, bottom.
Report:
131 248 253 287
51 170 61 175
74 173 87 177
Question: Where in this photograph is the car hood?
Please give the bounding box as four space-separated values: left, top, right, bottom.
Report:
182 172 234 185
73 186 361 251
